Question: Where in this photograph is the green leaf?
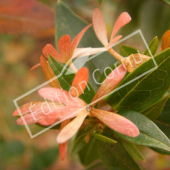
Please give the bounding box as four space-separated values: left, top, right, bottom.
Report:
55 1 117 89
151 147 170 155
119 44 138 57
92 133 117 144
114 110 170 152
77 128 100 166
151 97 170 154
49 56 95 103
152 119 170 155
144 36 158 56
105 48 170 112
156 96 170 125
97 131 141 170
121 140 145 162
71 132 88 159
79 137 99 166
162 0 170 5
141 93 170 120
49 56 74 91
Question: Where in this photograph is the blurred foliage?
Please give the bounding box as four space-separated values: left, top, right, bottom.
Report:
1 0 170 169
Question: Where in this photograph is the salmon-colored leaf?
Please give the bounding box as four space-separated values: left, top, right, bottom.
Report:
92 8 108 46
111 12 131 40
58 35 71 63
70 67 89 97
92 64 126 102
91 108 139 137
162 30 170 51
38 87 86 107
108 35 122 46
57 110 88 143
59 142 68 161
59 119 70 161
40 56 61 88
15 102 80 125
42 44 60 60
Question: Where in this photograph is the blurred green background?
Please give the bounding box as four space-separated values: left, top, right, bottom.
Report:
0 0 170 169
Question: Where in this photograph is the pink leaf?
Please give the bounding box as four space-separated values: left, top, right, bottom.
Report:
92 8 108 46
13 102 46 116
111 12 131 40
13 101 81 125
108 35 122 46
16 105 80 126
38 88 86 107
91 108 139 137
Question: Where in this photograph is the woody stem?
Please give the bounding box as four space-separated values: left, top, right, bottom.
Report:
108 48 124 62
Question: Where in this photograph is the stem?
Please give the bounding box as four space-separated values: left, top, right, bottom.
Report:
108 48 124 62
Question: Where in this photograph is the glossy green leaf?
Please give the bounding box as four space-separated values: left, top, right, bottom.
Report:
151 147 170 155
77 128 99 166
97 131 141 170
152 97 170 154
121 140 145 162
105 48 170 112
48 56 95 103
71 132 88 159
141 93 170 120
114 111 170 152
92 133 117 144
120 44 138 57
144 36 158 56
151 120 170 155
156 97 170 124
55 1 117 89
